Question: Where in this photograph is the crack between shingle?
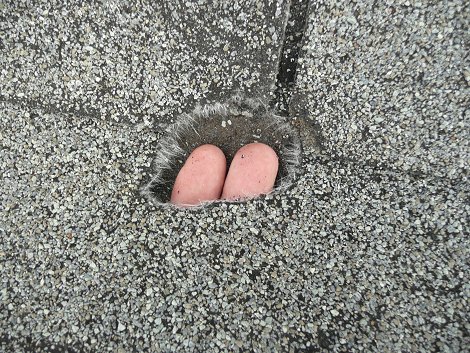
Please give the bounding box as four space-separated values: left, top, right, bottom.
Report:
271 0 310 116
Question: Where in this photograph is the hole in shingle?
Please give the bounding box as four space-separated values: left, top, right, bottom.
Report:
142 95 302 207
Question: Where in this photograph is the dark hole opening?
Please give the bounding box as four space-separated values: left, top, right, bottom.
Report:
142 96 302 206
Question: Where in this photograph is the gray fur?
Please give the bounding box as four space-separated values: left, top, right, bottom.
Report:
142 95 302 208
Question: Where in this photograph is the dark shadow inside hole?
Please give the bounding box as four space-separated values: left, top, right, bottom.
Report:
145 98 301 205
151 115 294 202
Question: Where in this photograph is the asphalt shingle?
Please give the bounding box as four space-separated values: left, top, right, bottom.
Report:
1 0 469 352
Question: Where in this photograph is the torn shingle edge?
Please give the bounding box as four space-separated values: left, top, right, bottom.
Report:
141 95 302 208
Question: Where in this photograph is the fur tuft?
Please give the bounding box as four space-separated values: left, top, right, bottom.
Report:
142 95 302 208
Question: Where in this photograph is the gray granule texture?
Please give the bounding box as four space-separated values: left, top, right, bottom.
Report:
0 0 289 123
291 0 469 180
1 0 470 353
1 102 469 352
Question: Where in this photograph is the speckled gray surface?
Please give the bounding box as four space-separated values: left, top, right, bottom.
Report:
1 1 469 353
291 0 469 179
1 0 288 123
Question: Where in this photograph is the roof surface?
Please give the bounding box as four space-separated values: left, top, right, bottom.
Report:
1 0 468 352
